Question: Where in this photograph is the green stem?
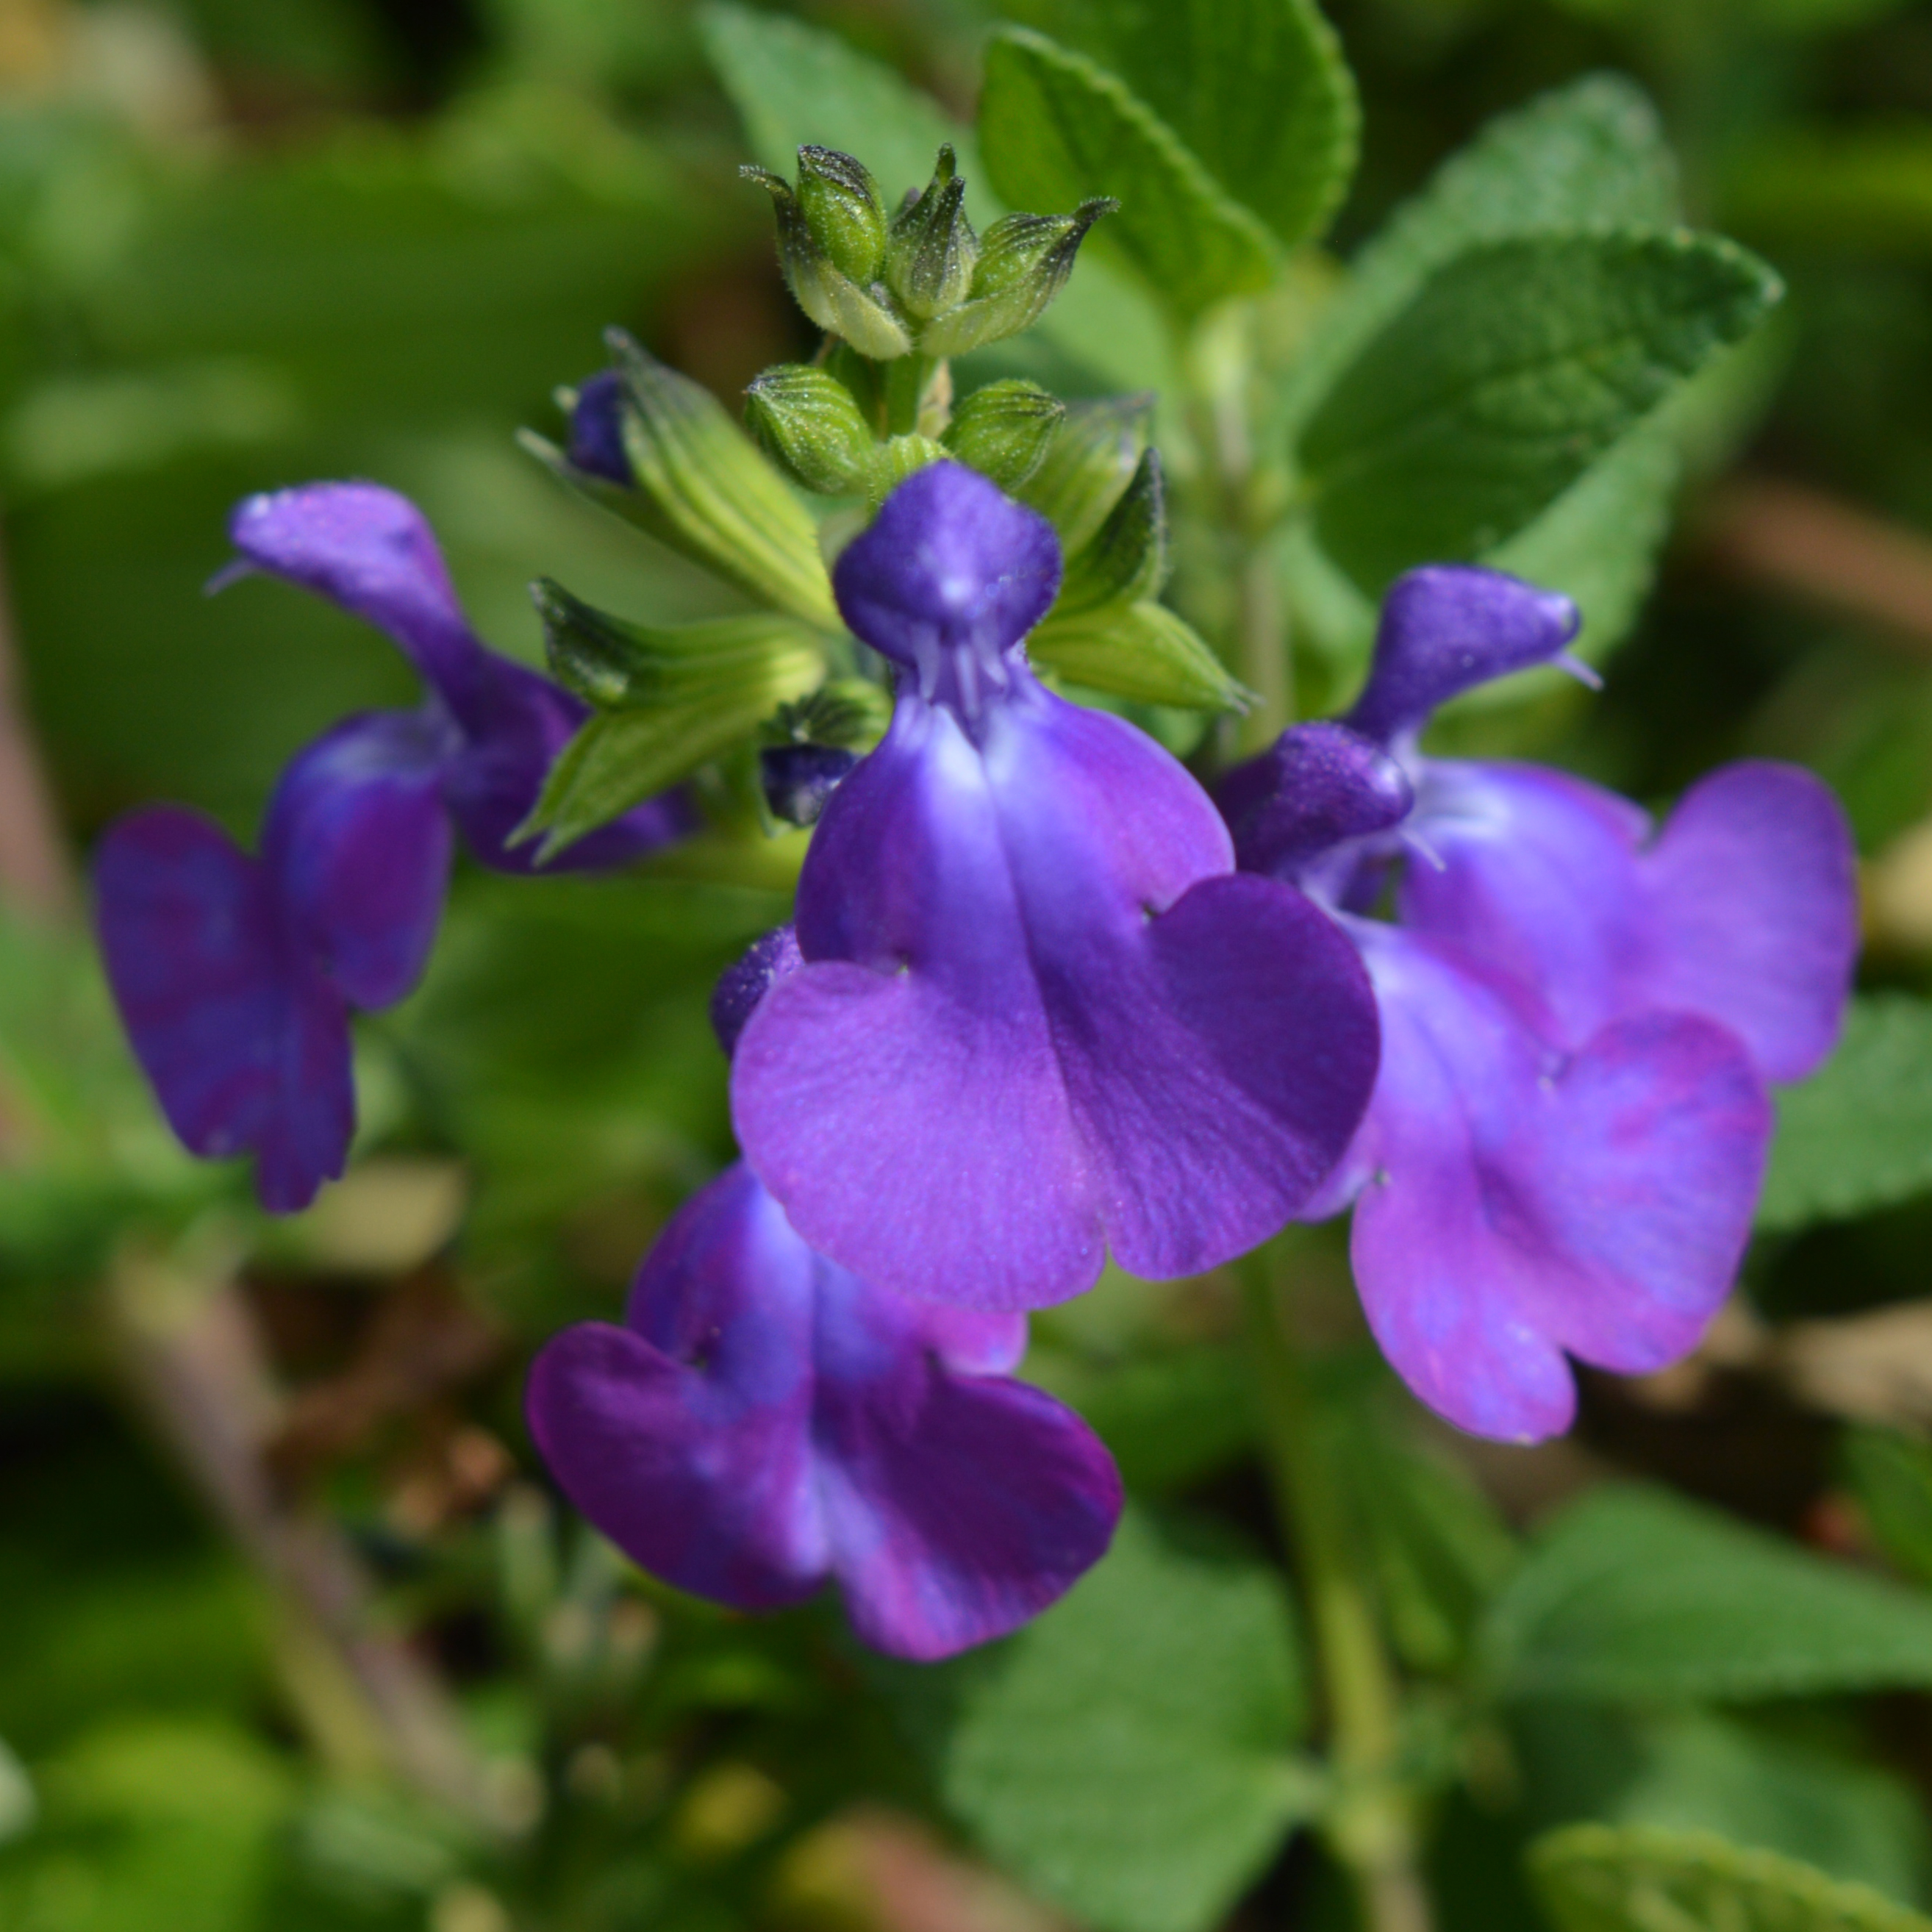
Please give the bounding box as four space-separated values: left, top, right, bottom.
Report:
1239 1256 1433 1932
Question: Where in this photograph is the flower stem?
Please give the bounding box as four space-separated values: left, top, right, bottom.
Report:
1239 1254 1433 1932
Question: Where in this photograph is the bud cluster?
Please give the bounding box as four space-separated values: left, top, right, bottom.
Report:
743 144 1115 365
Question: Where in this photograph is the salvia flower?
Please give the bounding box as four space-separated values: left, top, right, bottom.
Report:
526 1159 1122 1660
730 462 1381 1311
1221 565 1856 1442
96 482 688 1213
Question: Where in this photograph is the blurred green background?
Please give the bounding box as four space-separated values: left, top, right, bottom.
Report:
15 1 1932 1928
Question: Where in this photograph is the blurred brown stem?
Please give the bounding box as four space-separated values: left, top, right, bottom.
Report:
1703 476 1932 654
0 518 74 917
106 1251 501 1827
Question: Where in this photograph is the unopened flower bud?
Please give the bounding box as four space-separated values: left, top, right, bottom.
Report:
743 165 912 361
885 146 978 321
760 743 859 828
796 146 888 285
565 369 632 485
942 379 1064 493
744 365 876 495
918 201 1115 357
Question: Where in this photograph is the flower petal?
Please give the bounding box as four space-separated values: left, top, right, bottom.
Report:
94 807 353 1213
832 462 1062 696
226 482 489 712
526 1163 828 1610
1631 762 1857 1084
436 655 693 873
1346 565 1580 745
812 1274 1122 1659
1400 759 1856 1081
734 678 1379 1306
1342 929 1769 1442
261 711 454 1010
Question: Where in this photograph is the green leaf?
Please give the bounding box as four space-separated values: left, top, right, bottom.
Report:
1844 1427 1932 1590
979 29 1278 322
1530 1823 1932 1932
1286 74 1681 431
1031 599 1247 711
930 1508 1315 1932
522 625 823 859
1479 1484 1932 1706
1759 997 1932 1233
1300 229 1781 595
1055 448 1168 618
1512 1703 1931 1900
527 330 838 626
996 0 1359 250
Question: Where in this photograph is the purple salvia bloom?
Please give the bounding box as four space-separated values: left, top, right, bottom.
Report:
709 924 804 1059
1223 564 1856 1441
225 482 689 872
730 463 1381 1311
97 483 691 1212
526 1161 1123 1659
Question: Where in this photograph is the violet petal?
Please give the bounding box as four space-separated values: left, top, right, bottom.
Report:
567 369 633 485
1339 927 1769 1442
1347 565 1579 745
95 806 354 1213
732 676 1380 1308
260 710 455 1010
709 925 805 1059
1217 720 1414 877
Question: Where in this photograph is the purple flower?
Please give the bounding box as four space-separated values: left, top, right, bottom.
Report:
1223 565 1856 1440
729 463 1381 1311
526 1161 1122 1659
96 483 690 1212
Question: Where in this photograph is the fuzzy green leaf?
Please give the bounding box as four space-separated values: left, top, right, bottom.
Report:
979 29 1278 321
1480 1484 1932 1706
1300 229 1780 594
1531 1823 1932 1932
931 1509 1315 1932
998 0 1359 250
1758 995 1932 1232
1031 599 1245 711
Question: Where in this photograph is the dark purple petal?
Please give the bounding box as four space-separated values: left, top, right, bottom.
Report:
710 925 804 1059
567 369 633 485
437 654 694 873
1347 565 1580 745
526 1163 1117 1656
1336 928 1769 1442
832 463 1061 706
527 1163 828 1610
732 676 1380 1308
1400 759 1856 1082
812 1278 1121 1659
761 743 859 828
1216 721 1413 877
226 483 490 712
260 711 455 1010
94 807 353 1214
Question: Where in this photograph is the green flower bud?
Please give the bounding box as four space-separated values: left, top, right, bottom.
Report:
1018 392 1155 555
796 146 889 285
865 432 947 509
942 379 1065 493
918 200 1116 357
744 165 912 361
744 365 876 495
885 146 978 321
1054 448 1169 618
